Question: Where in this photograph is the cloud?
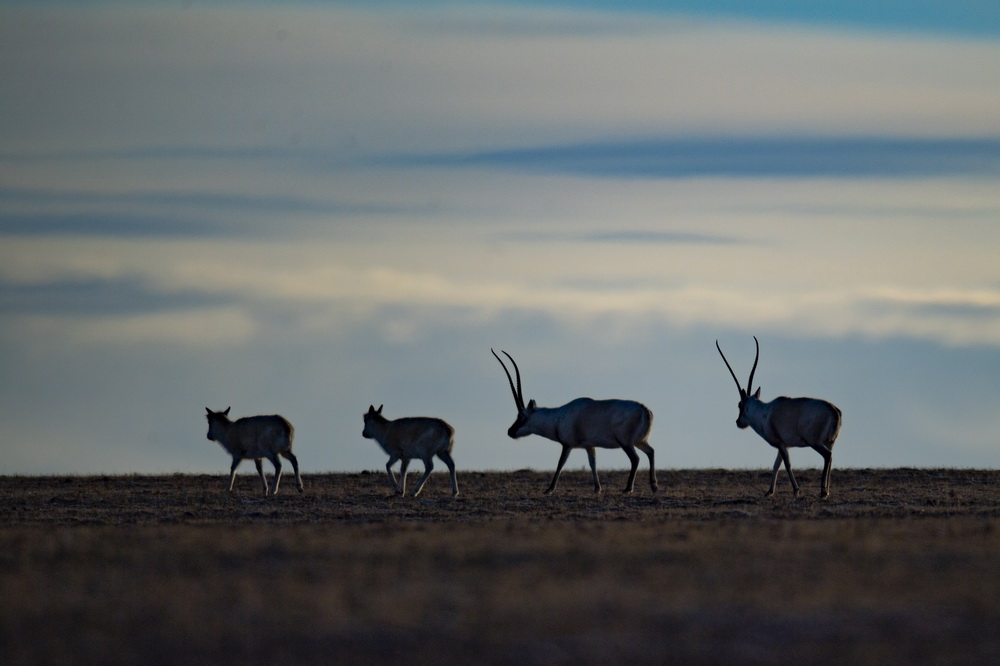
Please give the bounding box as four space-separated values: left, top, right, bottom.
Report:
5 5 1000 158
8 258 1000 351
867 286 1000 309
0 276 228 317
497 230 746 245
3 2 1000 477
389 137 1000 178
0 145 303 164
431 1 1000 38
0 213 232 239
0 187 423 235
0 274 256 349
0 186 332 215
855 287 1000 345
11 308 258 349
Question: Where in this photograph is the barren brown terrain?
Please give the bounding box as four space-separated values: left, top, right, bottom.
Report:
2 468 999 665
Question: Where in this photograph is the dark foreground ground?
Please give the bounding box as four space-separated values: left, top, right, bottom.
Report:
2 468 999 665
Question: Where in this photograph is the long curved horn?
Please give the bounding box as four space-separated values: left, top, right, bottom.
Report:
747 336 760 394
716 340 744 394
492 348 525 412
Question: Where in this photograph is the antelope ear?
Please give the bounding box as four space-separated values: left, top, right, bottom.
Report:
367 405 375 413
377 404 383 414
205 407 212 415
223 406 231 416
752 388 761 399
526 399 537 410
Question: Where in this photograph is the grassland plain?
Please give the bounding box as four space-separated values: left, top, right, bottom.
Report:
2 468 999 665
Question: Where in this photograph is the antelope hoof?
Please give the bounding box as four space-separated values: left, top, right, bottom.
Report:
764 489 775 498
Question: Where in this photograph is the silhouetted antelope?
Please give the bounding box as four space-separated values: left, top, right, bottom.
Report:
716 337 842 498
492 349 656 494
205 407 303 496
362 405 459 497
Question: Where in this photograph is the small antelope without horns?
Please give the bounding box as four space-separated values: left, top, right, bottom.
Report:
492 349 657 494
362 405 459 497
204 407 303 496
716 337 842 498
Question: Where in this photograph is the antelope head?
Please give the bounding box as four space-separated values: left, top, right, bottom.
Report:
362 404 384 439
205 406 232 441
492 349 536 438
716 336 760 430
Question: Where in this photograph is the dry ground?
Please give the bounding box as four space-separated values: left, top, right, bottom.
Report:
2 468 999 665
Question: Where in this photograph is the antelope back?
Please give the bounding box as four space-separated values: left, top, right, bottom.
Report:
776 397 842 445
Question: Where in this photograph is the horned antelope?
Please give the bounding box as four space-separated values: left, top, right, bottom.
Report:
204 407 303 496
362 405 459 497
716 337 842 498
492 349 657 494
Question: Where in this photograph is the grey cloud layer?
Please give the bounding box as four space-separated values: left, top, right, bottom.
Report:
0 277 227 317
498 230 746 245
392 137 1000 178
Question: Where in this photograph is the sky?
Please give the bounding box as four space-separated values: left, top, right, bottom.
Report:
2 1 1000 479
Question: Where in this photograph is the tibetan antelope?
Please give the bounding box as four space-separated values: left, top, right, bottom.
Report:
204 407 303 496
492 349 657 494
362 405 459 497
716 337 842 498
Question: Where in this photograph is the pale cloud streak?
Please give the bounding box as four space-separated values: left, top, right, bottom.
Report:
4 205 1000 349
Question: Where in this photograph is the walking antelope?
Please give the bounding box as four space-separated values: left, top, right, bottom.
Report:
205 407 303 496
715 337 842 498
492 349 657 494
362 405 459 497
